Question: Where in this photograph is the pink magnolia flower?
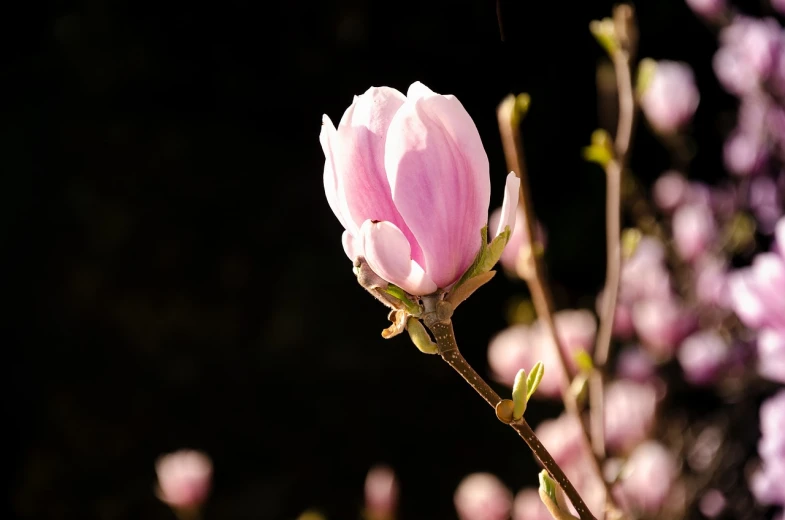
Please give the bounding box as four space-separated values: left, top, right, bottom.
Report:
672 203 717 262
454 473 513 520
321 82 519 295
750 390 785 506
155 450 212 511
640 61 700 134
632 297 696 359
677 330 731 385
614 441 677 514
653 171 689 213
604 380 658 453
365 465 399 519
686 0 726 20
615 346 658 383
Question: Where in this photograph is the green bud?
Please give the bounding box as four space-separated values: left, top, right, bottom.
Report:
406 318 438 354
589 18 618 55
573 350 594 374
621 228 643 259
538 471 580 520
512 369 528 419
526 361 545 402
383 284 421 316
570 373 589 408
582 129 614 168
636 58 657 98
516 93 531 117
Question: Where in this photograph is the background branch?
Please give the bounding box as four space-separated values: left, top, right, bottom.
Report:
421 312 597 520
496 97 616 513
590 4 639 462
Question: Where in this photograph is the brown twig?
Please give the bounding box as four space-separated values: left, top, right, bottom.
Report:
496 0 505 41
421 307 596 520
497 96 614 514
590 4 639 464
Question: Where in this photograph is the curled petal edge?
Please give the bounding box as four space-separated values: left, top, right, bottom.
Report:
360 220 438 296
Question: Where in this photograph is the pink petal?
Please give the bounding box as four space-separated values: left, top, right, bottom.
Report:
495 172 521 238
360 220 437 295
406 81 434 101
342 230 362 262
775 216 785 259
385 85 490 288
728 269 767 328
320 115 350 230
325 87 424 265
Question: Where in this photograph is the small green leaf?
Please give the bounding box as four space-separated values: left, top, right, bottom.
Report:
512 369 528 419
589 18 618 55
478 226 511 273
570 372 589 408
582 129 614 168
406 318 438 354
539 471 557 505
574 350 594 373
636 58 657 98
526 361 545 401
621 228 643 259
383 285 421 316
445 270 496 310
516 93 531 117
538 472 580 520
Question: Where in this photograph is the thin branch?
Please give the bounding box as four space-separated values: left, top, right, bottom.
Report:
497 96 615 510
421 312 597 520
496 0 505 41
590 4 639 462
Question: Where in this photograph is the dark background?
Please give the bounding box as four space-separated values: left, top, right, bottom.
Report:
3 0 749 518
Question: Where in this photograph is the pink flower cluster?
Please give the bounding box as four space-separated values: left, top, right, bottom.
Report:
750 390 785 517
729 217 785 384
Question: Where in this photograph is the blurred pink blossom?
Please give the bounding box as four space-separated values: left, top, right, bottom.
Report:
750 390 785 506
632 297 696 359
653 171 689 213
672 203 717 262
155 449 212 511
615 346 658 383
686 0 727 20
640 61 700 134
699 489 726 518
454 473 512 520
488 310 596 398
677 330 731 385
512 489 552 520
614 441 677 514
714 16 784 96
604 380 658 453
365 465 399 519
695 256 731 308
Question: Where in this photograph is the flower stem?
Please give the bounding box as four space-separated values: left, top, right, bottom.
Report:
591 4 639 463
422 314 597 520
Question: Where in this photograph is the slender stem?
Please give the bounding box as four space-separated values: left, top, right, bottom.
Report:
497 95 614 507
496 0 505 41
590 5 639 463
422 315 597 520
